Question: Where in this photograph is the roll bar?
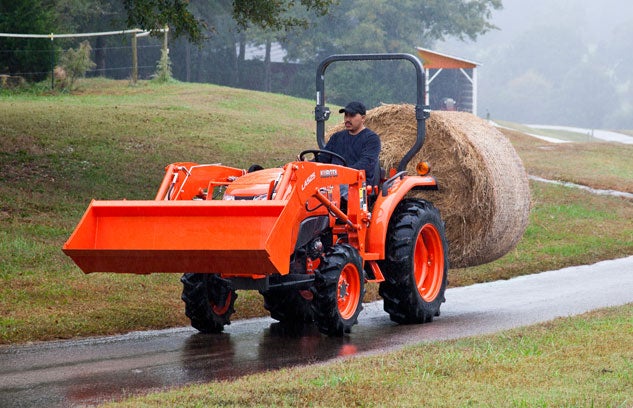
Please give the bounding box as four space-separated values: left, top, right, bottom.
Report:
315 53 430 172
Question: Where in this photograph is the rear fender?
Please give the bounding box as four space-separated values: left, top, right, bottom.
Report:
366 175 438 257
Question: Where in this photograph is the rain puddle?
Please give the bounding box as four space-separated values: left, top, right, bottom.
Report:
529 175 633 200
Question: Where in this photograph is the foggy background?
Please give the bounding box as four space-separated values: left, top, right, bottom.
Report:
438 0 633 129
3 0 632 130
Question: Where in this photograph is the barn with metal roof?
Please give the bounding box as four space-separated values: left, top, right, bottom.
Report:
417 47 480 115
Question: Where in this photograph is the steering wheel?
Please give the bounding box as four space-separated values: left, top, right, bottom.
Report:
298 149 347 166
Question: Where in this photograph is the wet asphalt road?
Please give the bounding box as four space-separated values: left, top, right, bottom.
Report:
2 256 633 407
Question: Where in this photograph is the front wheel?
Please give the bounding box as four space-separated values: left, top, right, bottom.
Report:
311 244 365 336
379 199 448 324
181 273 237 333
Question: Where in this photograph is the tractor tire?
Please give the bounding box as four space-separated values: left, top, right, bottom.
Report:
379 198 448 324
181 273 237 333
311 244 365 336
261 288 314 325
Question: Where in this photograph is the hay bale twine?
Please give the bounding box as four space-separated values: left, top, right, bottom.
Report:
327 104 530 268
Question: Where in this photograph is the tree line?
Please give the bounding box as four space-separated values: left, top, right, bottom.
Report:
482 15 633 129
1 0 501 108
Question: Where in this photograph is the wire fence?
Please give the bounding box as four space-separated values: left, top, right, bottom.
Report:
0 29 166 87
0 45 161 78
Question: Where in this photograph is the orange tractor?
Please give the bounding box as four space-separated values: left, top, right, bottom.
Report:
63 53 449 336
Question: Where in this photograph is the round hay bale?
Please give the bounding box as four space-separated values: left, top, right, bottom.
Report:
327 104 530 268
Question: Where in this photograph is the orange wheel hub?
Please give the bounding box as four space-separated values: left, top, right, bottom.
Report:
211 292 232 315
414 223 445 302
337 263 361 319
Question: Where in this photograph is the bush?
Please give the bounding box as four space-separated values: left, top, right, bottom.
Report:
153 48 173 83
59 41 96 89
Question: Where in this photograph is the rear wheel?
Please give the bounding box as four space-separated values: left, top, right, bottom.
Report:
379 199 448 324
311 244 365 336
181 273 237 333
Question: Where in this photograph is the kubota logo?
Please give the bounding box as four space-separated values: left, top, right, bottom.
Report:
302 172 316 191
320 169 338 178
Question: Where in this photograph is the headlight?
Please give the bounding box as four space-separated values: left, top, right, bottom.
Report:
223 194 268 200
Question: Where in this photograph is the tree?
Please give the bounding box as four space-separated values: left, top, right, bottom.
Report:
0 0 59 81
55 0 124 33
597 20 633 128
121 0 337 44
54 1 127 75
166 3 241 85
281 0 501 60
152 46 172 83
276 0 503 106
553 63 618 128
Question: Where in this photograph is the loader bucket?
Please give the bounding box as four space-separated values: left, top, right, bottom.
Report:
62 199 296 276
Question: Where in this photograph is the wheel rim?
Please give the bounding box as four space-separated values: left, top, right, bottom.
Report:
211 292 232 315
337 263 361 320
413 223 445 302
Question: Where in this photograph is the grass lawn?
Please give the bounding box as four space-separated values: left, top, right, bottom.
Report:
1 78 632 407
1 79 633 344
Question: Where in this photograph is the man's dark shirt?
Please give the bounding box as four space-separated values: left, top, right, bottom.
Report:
320 128 381 186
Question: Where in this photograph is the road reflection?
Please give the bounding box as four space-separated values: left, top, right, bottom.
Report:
61 316 392 407
180 322 364 384
0 305 459 407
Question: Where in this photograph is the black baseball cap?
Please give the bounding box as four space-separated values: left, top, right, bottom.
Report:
339 101 366 115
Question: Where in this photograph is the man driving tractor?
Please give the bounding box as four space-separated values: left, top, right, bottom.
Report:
319 101 381 193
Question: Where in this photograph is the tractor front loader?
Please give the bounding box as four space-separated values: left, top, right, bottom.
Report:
63 53 449 336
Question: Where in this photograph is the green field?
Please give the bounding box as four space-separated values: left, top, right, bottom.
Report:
1 79 632 406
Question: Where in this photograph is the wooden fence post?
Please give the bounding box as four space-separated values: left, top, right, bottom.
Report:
131 31 138 85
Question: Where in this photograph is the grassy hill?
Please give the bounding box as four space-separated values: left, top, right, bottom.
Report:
1 79 633 344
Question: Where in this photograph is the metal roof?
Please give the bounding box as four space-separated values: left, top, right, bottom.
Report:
416 47 479 69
